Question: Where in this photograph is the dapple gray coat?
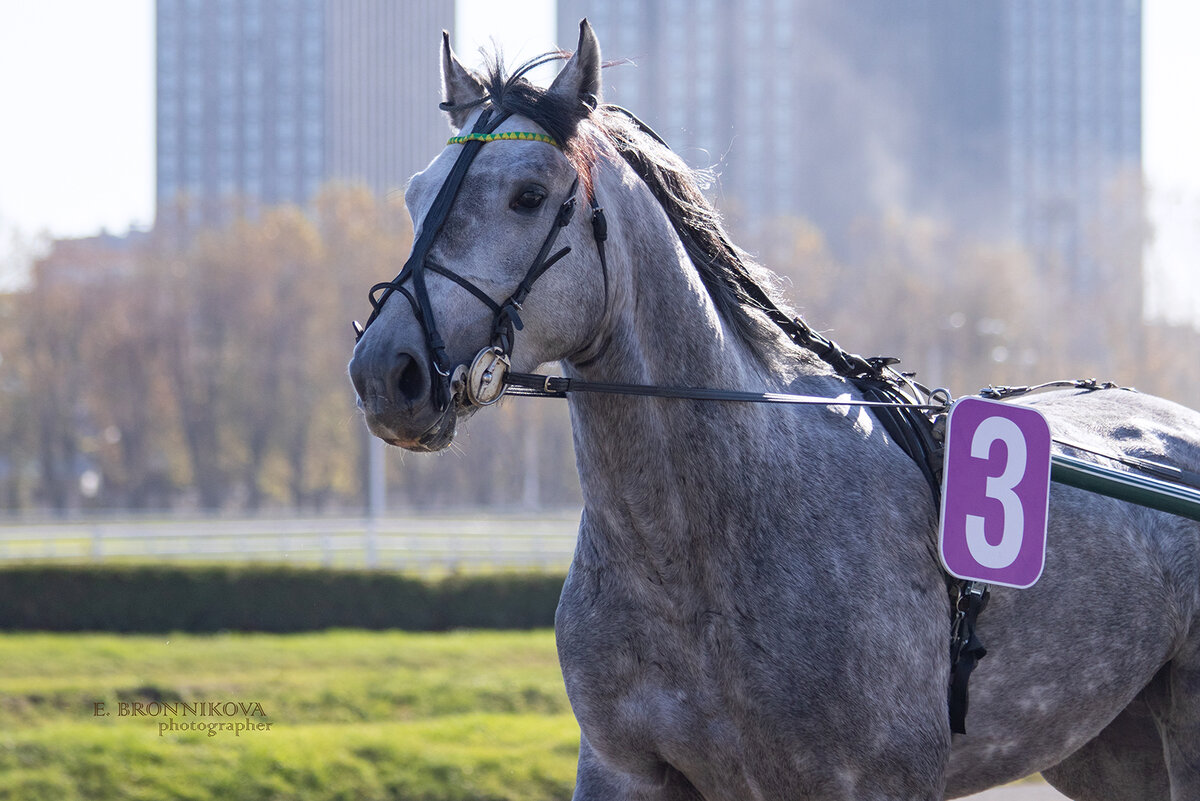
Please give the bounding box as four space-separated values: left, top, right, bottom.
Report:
349 21 1200 800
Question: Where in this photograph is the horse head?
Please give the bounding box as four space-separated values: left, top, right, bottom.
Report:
348 22 609 451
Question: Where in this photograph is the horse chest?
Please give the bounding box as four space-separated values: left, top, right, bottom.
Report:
557 572 801 778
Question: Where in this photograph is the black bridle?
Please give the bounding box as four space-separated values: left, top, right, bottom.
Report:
353 107 608 411
351 103 956 509
353 102 940 420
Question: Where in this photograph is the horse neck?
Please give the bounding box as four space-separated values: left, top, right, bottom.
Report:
565 167 845 568
575 160 801 395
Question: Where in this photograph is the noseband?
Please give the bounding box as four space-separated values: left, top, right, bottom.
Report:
354 107 608 411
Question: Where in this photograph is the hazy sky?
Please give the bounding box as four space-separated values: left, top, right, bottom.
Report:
0 0 555 262
0 1 155 244
1141 0 1200 324
456 0 557 79
0 0 1196 318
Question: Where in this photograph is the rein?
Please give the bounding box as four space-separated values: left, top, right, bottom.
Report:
504 371 946 411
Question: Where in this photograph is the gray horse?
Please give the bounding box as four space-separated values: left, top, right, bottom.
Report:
349 21 1200 801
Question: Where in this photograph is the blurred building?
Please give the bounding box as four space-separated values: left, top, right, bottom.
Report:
156 0 455 230
561 0 1142 287
1007 1 1142 290
32 230 150 289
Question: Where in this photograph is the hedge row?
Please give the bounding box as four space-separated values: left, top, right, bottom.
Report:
0 565 567 633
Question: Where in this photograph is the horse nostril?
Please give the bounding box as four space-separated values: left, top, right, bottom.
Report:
391 352 428 404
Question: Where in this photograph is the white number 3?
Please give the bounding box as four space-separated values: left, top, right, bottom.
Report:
964 416 1027 569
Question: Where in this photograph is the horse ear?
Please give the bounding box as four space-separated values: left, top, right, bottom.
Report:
548 19 602 111
441 30 486 130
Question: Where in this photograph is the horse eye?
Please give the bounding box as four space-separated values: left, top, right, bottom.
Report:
512 186 547 211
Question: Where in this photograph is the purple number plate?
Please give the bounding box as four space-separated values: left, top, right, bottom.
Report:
938 396 1052 588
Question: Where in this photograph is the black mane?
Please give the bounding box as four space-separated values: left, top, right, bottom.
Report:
443 53 801 366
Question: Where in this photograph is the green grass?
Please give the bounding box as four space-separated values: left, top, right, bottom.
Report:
0 630 579 801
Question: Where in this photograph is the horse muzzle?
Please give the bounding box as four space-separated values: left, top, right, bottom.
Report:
349 346 458 452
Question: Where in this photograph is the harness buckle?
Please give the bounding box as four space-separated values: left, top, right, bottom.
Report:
449 363 468 401
956 580 988 613
557 195 578 226
465 346 511 406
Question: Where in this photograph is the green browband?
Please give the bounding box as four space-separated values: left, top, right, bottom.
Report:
447 131 560 148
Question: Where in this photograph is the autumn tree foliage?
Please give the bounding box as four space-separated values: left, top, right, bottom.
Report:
0 185 582 514
754 188 1200 408
1 180 1197 513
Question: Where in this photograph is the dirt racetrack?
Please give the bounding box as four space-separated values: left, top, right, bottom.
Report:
963 780 1069 800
